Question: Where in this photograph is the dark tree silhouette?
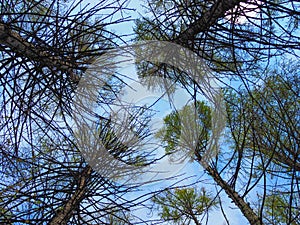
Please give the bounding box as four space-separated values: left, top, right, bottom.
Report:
0 0 148 224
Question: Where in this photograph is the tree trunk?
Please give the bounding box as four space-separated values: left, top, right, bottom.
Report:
49 166 92 225
0 22 78 80
176 0 247 45
205 165 263 225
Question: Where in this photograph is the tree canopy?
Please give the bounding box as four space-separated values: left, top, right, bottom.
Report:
0 0 299 224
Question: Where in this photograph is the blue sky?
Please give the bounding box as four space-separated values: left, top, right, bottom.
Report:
76 0 265 224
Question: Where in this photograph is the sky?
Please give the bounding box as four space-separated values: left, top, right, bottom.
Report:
76 0 263 224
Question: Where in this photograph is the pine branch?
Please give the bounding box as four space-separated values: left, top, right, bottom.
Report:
176 0 247 45
48 166 92 225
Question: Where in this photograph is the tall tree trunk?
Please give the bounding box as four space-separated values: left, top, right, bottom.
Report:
49 165 92 225
176 0 247 45
0 22 77 79
205 164 263 225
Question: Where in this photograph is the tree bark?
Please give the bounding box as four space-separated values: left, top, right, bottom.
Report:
0 22 78 80
205 165 263 225
176 0 247 45
190 210 202 225
48 166 92 225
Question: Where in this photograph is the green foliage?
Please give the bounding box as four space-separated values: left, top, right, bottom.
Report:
225 59 300 171
105 210 132 225
263 194 300 225
156 101 212 158
152 187 218 224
